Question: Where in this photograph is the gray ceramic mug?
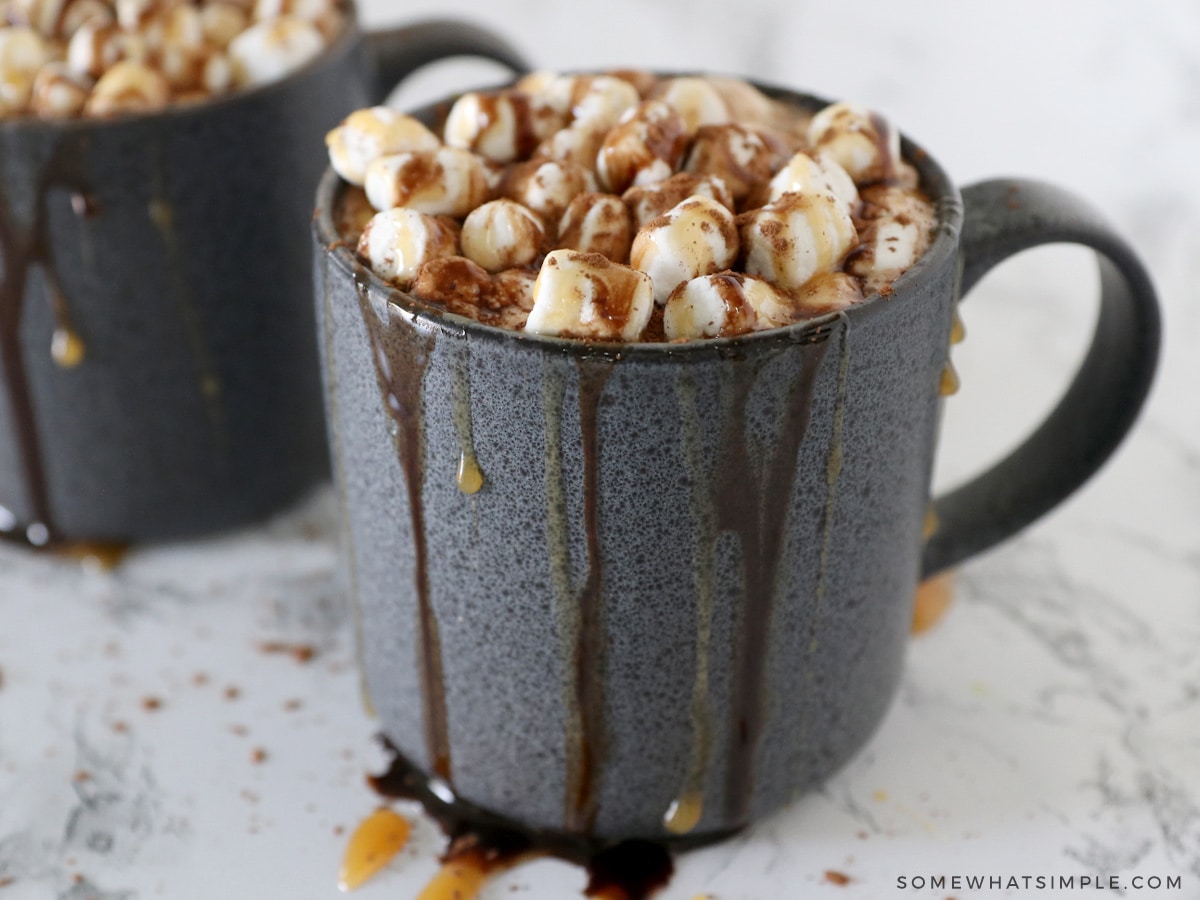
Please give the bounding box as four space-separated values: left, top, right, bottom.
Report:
0 16 526 545
313 83 1160 841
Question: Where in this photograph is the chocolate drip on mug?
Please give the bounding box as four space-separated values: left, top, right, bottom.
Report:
351 266 452 781
718 337 831 824
369 736 673 900
571 358 614 833
0 132 91 545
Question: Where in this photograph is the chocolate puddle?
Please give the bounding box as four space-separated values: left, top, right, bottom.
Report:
351 266 452 781
369 736 675 900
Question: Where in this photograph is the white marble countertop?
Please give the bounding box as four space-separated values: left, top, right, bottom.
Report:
2 1 1199 897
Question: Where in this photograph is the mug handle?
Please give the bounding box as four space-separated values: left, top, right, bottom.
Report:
362 19 529 104
921 178 1161 576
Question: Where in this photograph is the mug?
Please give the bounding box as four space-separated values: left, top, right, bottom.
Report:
313 82 1160 841
0 15 526 544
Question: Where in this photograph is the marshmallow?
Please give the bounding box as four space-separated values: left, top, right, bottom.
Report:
460 199 545 273
66 21 125 78
683 123 787 204
498 158 592 225
10 0 67 37
493 267 536 328
28 59 89 117
357 207 460 287
410 256 495 319
663 272 762 340
59 0 116 36
792 271 864 316
740 191 859 292
708 76 808 134
767 150 859 210
200 1 248 49
0 25 49 113
622 171 733 230
326 106 441 187
253 0 334 22
651 76 730 134
227 15 323 87
567 74 640 130
596 99 688 194
557 192 632 263
807 101 901 185
363 147 491 217
84 58 169 116
630 195 739 305
525 249 654 341
444 89 564 163
847 184 935 292
532 122 607 175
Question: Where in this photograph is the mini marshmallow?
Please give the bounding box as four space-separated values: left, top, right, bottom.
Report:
357 207 460 287
807 101 901 185
444 89 564 163
0 25 49 113
683 124 786 204
526 249 654 341
557 192 632 263
847 184 935 292
84 58 169 116
410 256 495 319
532 122 607 174
10 0 67 37
66 21 124 78
363 146 491 217
767 150 859 210
740 191 859 292
29 59 90 117
200 50 232 93
59 0 115 36
460 199 545 273
498 158 592 226
227 15 322 87
622 171 733 230
792 271 864 316
596 99 687 194
651 76 730 134
567 74 640 130
326 106 440 187
708 75 808 133
630 194 739 305
253 0 334 22
663 272 762 340
200 1 248 48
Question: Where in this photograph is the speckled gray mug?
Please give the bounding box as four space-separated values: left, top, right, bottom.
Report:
313 83 1160 841
0 17 525 545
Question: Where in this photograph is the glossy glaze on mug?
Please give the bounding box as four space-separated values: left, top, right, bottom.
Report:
315 85 964 839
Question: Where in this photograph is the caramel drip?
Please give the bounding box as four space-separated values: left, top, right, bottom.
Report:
352 266 451 780
719 334 832 824
922 505 939 541
950 307 966 344
368 737 674 900
322 257 374 718
665 372 715 835
571 358 614 833
450 348 484 495
939 360 960 396
148 152 227 456
0 132 93 544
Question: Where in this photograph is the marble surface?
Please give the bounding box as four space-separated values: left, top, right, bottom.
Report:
2 0 1199 897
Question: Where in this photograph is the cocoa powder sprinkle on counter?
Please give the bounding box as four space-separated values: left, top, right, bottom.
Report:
825 870 852 885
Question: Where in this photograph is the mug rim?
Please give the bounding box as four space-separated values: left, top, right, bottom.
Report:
0 4 363 135
313 78 965 359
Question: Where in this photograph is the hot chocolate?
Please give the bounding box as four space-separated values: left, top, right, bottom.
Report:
328 71 936 342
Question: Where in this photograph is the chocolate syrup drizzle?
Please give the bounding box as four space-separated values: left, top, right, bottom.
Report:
351 265 453 781
716 338 832 825
370 735 673 900
0 132 90 545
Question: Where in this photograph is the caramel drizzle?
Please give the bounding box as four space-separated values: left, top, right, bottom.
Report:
719 337 831 825
352 267 452 780
0 132 91 543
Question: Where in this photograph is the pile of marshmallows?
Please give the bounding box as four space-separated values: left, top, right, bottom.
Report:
0 0 341 118
328 72 935 342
